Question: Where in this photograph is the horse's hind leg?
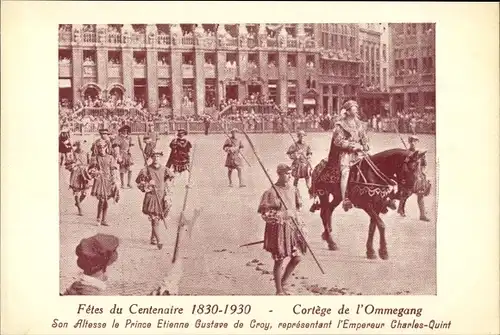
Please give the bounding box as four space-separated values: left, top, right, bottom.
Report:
320 194 338 250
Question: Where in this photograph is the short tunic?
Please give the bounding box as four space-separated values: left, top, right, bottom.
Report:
257 183 307 260
113 135 134 173
223 137 243 169
90 154 118 200
67 150 91 192
287 142 312 179
166 138 192 173
327 118 370 169
136 165 175 220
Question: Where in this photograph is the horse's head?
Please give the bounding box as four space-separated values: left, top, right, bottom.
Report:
400 150 427 194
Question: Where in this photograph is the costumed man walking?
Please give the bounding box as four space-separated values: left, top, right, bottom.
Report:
91 129 112 156
59 126 72 166
62 234 119 296
65 140 92 216
203 114 212 135
286 130 313 190
113 125 134 189
166 129 192 184
136 151 175 250
89 141 119 226
257 164 307 295
223 128 246 187
397 135 431 222
142 135 157 164
327 100 370 212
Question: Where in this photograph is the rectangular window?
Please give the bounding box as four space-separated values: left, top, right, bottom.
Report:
382 44 387 62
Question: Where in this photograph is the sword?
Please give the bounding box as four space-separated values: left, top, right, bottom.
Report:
240 240 264 248
242 130 326 275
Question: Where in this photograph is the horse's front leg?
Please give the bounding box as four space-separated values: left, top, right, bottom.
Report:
397 194 410 217
366 217 377 259
320 194 338 250
375 214 389 260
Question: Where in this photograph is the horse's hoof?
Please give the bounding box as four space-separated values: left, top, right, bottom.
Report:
321 232 329 241
328 242 338 251
378 249 389 260
366 250 377 260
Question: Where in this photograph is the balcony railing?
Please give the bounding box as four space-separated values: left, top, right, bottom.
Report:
182 36 195 46
59 31 72 43
133 65 146 78
421 73 435 83
267 38 278 47
247 37 258 48
131 33 146 45
158 65 171 78
58 63 72 77
82 32 96 43
305 39 316 49
107 65 121 78
83 65 97 77
107 33 121 45
223 67 237 79
267 65 278 79
182 64 194 77
287 38 298 48
225 37 238 47
204 64 216 78
157 34 171 45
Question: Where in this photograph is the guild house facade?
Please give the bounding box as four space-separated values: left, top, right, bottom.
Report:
388 23 436 115
58 24 362 117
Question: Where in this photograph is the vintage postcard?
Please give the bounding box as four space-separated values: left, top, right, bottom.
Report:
2 2 499 335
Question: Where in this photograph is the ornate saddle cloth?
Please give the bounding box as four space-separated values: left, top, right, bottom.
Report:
310 157 396 203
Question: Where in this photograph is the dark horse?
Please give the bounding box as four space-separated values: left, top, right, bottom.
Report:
309 148 427 260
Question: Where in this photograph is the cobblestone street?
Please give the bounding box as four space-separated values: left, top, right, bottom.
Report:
60 132 436 296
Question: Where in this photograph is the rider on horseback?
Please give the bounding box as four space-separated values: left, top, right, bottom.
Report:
327 100 370 211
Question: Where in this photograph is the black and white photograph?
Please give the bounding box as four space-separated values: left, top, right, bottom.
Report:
58 23 437 296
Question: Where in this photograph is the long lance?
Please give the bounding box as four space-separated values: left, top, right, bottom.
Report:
172 143 197 263
222 128 252 167
137 135 169 231
392 119 408 149
242 130 326 275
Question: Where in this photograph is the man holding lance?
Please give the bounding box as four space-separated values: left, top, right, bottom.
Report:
113 125 134 189
327 100 370 212
286 130 313 190
136 151 175 250
166 129 192 183
258 163 307 295
65 140 91 216
397 135 431 222
223 128 246 188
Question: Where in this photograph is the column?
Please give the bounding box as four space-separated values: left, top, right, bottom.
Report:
418 90 425 114
259 50 268 96
96 47 108 98
326 85 332 114
146 49 159 111
171 50 182 118
217 51 227 102
71 25 83 102
194 48 205 116
96 24 108 98
278 51 287 109
238 51 249 99
338 85 344 111
389 94 394 116
122 47 134 101
403 92 409 111
296 52 306 116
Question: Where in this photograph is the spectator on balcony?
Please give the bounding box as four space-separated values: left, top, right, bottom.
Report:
83 57 95 66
